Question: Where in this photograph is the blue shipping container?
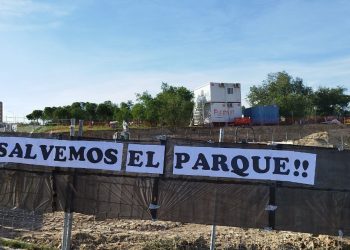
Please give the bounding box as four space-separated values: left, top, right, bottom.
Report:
243 105 279 125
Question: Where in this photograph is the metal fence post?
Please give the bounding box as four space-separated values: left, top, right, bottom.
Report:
62 212 73 250
210 222 217 250
61 118 77 250
210 128 224 250
219 128 224 143
340 135 344 151
78 120 84 137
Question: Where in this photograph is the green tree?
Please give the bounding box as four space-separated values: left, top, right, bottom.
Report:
70 102 88 120
116 101 133 122
131 103 146 125
135 91 160 126
247 72 313 118
155 83 194 126
26 110 44 124
26 113 34 122
43 107 56 121
25 83 194 127
85 102 98 121
96 101 115 121
313 86 350 116
53 106 70 120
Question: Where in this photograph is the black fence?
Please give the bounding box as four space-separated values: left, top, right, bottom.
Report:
0 134 349 238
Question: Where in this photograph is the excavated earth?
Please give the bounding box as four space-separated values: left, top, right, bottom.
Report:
8 212 350 249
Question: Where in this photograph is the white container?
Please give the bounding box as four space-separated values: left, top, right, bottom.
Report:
194 82 241 103
209 102 242 123
192 83 242 125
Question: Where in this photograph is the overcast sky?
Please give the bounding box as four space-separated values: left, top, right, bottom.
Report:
1 0 350 119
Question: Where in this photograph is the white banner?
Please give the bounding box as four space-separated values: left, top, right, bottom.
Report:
173 146 317 185
0 137 123 171
0 137 318 184
126 144 165 174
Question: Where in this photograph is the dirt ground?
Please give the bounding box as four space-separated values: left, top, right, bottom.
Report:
7 212 347 250
286 127 350 148
82 124 350 149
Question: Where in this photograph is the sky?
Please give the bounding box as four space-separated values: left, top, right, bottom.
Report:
1 0 350 120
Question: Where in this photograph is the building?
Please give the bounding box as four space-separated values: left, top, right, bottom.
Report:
192 82 242 126
0 101 2 123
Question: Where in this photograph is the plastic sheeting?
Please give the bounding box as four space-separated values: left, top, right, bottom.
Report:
276 188 350 235
0 168 53 212
156 180 269 228
74 176 154 220
0 134 350 236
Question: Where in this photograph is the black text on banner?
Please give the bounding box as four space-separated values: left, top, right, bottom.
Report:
126 144 165 174
0 137 123 171
173 146 317 185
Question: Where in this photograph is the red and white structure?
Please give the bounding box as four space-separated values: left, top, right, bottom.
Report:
192 82 242 126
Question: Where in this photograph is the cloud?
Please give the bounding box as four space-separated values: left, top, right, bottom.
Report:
0 0 72 17
0 21 62 31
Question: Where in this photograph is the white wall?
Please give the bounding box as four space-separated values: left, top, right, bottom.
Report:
209 102 242 123
194 83 241 103
210 83 241 103
193 83 242 124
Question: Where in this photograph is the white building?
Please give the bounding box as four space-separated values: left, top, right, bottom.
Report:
192 82 242 125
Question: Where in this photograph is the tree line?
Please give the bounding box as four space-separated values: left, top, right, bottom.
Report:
26 83 194 127
247 71 350 119
26 74 350 126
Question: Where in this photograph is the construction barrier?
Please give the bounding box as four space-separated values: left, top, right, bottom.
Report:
0 134 349 236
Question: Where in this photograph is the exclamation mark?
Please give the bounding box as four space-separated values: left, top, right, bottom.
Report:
302 161 309 178
294 160 300 176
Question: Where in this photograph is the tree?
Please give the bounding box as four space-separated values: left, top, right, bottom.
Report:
25 83 194 127
115 101 133 122
43 107 56 121
156 83 194 126
131 103 146 125
53 106 70 120
70 102 88 120
247 72 313 118
26 113 34 122
96 101 115 121
313 86 350 116
135 91 160 126
26 110 44 124
85 102 98 121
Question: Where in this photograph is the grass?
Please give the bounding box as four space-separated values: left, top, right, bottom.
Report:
16 124 154 134
0 237 56 250
16 124 115 134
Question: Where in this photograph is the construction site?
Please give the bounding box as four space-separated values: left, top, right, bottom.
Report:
1 79 350 249
2 0 350 248
0 119 349 249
